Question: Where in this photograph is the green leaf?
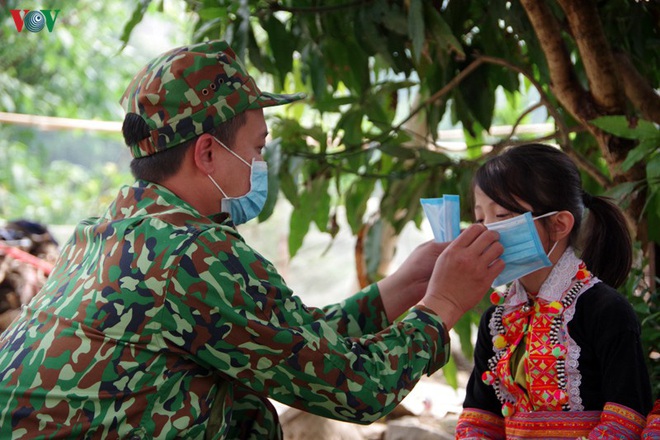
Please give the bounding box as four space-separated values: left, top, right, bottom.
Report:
381 1 408 35
425 3 465 58
453 313 474 360
408 0 424 63
197 7 225 20
302 43 327 103
591 116 660 140
379 143 416 159
345 179 376 234
311 176 331 233
279 171 299 207
648 154 660 180
604 181 641 201
442 355 458 389
418 149 451 166
119 0 153 50
288 205 311 258
620 138 656 172
229 2 251 62
337 110 364 147
380 173 431 232
458 65 495 131
315 95 359 113
262 14 295 88
650 192 660 242
259 139 282 222
365 218 384 279
634 301 651 315
355 2 389 56
465 129 486 160
288 173 332 256
247 26 266 72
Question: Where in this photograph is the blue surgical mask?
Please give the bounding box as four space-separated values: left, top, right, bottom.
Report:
485 211 558 287
207 137 268 225
421 195 461 242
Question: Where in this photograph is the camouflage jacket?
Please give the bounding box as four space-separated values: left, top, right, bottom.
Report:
0 181 450 439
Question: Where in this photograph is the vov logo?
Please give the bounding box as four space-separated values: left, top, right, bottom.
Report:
10 9 60 33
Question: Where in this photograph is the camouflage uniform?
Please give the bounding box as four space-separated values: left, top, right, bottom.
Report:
0 40 452 438
0 181 450 439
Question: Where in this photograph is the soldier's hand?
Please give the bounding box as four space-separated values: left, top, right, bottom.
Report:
418 224 504 329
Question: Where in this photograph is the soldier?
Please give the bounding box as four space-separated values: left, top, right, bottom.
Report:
0 40 504 439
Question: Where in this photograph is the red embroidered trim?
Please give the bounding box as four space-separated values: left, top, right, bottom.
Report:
456 408 505 439
505 409 600 438
592 402 646 437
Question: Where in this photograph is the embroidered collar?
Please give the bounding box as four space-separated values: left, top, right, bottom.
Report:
484 248 596 416
492 247 582 312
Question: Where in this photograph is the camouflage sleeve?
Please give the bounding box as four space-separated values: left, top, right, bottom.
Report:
223 385 283 440
161 231 450 424
294 284 390 338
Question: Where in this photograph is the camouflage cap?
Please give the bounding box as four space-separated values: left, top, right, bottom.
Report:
120 40 305 158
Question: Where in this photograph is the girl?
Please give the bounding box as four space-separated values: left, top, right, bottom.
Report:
456 144 652 439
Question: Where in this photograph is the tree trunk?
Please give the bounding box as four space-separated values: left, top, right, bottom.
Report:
520 0 651 257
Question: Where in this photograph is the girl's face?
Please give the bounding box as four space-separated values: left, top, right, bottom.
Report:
473 185 533 225
473 185 556 293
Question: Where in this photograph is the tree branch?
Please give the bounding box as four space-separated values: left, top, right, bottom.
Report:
518 0 593 124
489 102 543 148
564 149 612 189
556 0 626 114
517 0 632 170
614 52 660 124
509 102 543 136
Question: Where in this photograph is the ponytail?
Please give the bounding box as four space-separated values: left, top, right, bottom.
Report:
579 192 632 288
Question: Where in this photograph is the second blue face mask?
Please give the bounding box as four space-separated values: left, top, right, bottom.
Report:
420 195 461 242
207 137 269 225
485 211 558 288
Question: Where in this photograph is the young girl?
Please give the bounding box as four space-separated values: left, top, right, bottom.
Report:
456 144 652 439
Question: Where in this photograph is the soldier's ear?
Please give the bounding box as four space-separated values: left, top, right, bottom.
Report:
192 134 218 174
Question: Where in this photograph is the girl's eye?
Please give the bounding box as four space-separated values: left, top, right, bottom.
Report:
475 218 484 224
496 213 512 218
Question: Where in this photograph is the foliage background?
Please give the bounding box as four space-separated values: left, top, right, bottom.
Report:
1 0 659 397
0 0 194 223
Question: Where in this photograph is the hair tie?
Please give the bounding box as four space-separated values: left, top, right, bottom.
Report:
582 191 593 207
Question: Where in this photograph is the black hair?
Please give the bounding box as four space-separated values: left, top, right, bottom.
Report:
121 112 247 183
473 143 632 288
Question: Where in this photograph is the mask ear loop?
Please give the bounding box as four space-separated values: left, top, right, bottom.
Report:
212 136 252 168
533 211 560 259
207 136 251 200
207 174 229 198
532 210 559 221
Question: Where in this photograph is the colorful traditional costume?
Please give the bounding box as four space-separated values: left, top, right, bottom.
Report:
643 399 660 439
456 248 652 439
